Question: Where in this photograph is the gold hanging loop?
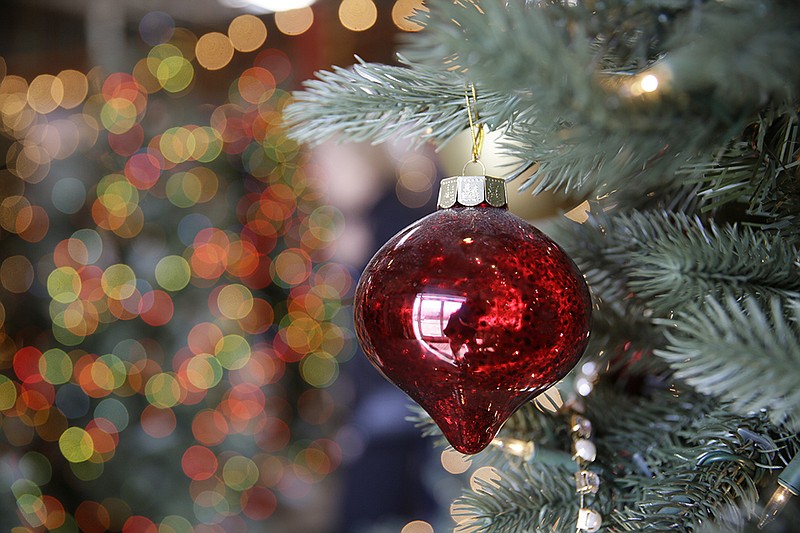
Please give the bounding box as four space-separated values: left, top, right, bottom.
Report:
464 82 485 165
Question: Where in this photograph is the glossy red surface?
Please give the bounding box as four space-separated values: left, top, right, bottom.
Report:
354 206 592 454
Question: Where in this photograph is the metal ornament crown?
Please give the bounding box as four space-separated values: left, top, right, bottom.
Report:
437 175 507 209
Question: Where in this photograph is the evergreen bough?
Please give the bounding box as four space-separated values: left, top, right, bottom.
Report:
288 0 800 530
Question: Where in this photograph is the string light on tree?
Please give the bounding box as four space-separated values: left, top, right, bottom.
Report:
758 453 800 529
286 1 800 529
639 74 659 93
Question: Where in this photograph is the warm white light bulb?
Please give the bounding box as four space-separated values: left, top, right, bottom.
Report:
758 484 795 529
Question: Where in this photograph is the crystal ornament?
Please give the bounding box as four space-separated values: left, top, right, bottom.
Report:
575 470 600 494
574 439 597 462
577 508 602 532
571 414 593 438
354 176 592 454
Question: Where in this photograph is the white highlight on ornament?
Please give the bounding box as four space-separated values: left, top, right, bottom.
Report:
574 439 597 462
577 508 602 532
411 292 468 361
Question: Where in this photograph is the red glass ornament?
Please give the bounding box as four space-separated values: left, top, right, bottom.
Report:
354 180 591 454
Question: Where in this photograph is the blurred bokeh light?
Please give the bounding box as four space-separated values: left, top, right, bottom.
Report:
0 1 459 531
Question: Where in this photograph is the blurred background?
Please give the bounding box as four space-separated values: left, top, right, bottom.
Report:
0 1 567 531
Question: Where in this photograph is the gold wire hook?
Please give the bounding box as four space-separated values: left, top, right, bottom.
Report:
464 82 484 164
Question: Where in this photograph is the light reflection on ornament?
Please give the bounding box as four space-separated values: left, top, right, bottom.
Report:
411 292 468 363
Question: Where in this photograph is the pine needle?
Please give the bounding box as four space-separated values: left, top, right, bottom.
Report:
656 296 800 428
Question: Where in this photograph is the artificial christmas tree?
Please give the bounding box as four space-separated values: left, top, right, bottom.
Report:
286 0 800 531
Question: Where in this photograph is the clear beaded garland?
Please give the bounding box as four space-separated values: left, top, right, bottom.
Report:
570 362 602 532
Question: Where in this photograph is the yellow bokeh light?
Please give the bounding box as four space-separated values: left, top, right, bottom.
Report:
155 255 191 292
339 0 378 32
27 74 64 114
469 465 501 492
100 98 139 134
132 58 162 94
101 264 137 300
0 195 32 233
165 171 201 207
214 334 251 370
93 354 127 391
39 348 73 385
275 7 314 36
58 427 95 463
0 375 17 410
440 448 472 474
1 74 28 98
145 372 182 408
186 354 223 390
392 0 427 32
62 301 86 331
56 69 89 109
8 142 51 183
157 56 194 93
228 15 268 53
450 501 473 526
47 266 82 303
222 455 259 491
401 521 434 533
299 352 338 388
195 32 235 71
272 248 311 287
170 28 199 62
190 130 223 164
217 283 254 320
564 200 591 224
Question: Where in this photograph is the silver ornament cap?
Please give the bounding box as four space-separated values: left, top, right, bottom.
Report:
437 175 507 209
